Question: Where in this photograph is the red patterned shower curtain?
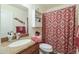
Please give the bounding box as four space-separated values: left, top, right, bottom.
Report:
42 6 76 54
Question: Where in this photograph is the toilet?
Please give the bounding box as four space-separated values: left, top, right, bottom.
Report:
39 43 53 54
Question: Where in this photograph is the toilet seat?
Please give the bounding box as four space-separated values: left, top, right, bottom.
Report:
39 43 53 52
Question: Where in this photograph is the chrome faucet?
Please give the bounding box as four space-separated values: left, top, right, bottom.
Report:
16 33 20 40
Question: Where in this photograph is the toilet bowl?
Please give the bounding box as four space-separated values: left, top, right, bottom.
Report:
39 43 53 54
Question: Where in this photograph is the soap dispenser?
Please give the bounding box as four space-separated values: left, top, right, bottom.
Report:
7 32 14 42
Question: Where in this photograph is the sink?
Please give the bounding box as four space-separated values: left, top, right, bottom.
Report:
8 39 32 48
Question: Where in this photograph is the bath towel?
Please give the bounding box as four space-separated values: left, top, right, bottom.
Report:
32 35 42 43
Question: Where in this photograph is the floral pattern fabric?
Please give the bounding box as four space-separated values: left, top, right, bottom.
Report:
42 6 76 54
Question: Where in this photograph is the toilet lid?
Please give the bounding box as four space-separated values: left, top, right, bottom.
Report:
39 43 53 52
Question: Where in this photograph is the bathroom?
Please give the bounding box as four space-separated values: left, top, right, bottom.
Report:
0 4 79 54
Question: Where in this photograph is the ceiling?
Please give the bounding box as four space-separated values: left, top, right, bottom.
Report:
10 4 28 11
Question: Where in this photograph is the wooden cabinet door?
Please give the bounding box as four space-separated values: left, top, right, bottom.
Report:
17 43 39 54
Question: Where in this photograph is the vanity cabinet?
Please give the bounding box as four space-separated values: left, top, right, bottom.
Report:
17 43 39 54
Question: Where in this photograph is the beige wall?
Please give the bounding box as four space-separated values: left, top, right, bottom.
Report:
35 4 75 13
77 5 79 25
0 4 1 35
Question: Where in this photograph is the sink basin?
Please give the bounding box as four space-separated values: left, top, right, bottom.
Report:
8 39 31 48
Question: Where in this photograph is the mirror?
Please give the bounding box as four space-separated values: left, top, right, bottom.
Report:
0 4 29 37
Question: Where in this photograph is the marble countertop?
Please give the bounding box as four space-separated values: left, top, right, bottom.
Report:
0 37 35 54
